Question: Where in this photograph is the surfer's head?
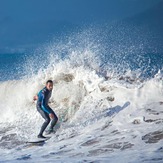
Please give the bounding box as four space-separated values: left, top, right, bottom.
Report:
46 80 53 91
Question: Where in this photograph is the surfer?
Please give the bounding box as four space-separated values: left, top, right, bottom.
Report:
33 80 58 138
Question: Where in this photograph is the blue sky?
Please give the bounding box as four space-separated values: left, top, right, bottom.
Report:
0 0 160 23
0 0 162 52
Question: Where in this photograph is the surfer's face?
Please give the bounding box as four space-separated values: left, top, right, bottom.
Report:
46 82 53 91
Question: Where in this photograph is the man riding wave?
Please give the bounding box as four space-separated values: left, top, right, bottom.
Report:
33 80 58 138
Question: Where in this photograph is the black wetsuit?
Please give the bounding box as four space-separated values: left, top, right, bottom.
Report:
36 87 58 136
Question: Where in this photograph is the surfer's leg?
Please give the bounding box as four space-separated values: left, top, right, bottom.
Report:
50 112 58 129
37 108 50 136
48 107 58 130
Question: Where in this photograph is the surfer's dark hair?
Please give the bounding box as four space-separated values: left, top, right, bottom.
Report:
46 80 53 84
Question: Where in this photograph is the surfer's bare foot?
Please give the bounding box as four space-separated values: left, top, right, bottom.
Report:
46 129 56 135
159 101 163 105
37 134 46 139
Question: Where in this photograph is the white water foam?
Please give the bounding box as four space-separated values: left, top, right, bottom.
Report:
0 34 163 162
0 55 163 162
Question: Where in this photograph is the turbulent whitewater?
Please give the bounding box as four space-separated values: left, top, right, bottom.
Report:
0 29 163 163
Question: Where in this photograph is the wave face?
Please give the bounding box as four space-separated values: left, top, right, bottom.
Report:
0 26 163 162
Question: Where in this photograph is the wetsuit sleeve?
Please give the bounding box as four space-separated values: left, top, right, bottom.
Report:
41 93 52 114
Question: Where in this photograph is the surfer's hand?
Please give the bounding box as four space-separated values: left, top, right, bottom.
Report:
33 95 38 101
49 113 54 119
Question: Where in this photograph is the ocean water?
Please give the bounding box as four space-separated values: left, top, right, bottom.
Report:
0 26 163 163
0 53 26 81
